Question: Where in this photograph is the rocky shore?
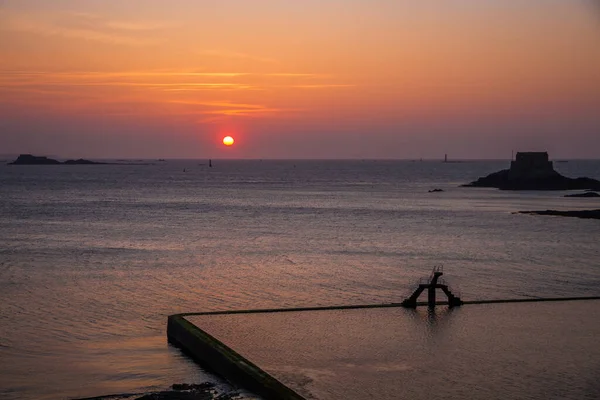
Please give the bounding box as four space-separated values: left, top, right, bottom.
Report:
75 383 245 400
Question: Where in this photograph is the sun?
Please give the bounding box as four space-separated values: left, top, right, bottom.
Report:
222 136 235 146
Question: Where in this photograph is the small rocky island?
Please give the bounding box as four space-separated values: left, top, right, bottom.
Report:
8 154 105 165
463 152 600 190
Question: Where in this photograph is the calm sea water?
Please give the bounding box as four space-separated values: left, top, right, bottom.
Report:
1 159 599 400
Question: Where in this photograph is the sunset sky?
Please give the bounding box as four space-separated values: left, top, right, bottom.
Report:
1 1 599 159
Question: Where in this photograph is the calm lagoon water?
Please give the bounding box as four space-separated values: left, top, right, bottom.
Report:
1 159 599 399
188 301 600 400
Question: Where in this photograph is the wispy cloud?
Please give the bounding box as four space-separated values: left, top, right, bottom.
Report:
169 99 303 123
267 73 328 78
290 84 354 89
161 84 258 91
0 71 257 91
197 107 300 123
169 100 266 109
201 108 286 116
0 9 169 46
196 50 279 64
1 71 248 79
0 68 351 120
0 70 351 91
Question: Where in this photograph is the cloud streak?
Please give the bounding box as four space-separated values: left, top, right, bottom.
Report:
195 50 279 64
0 9 169 46
0 68 352 121
170 99 301 118
0 70 348 91
290 84 354 89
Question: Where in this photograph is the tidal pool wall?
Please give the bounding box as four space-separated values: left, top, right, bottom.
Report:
169 296 600 400
167 314 305 400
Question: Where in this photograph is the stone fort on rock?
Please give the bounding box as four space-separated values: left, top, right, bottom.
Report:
464 151 600 190
508 152 558 180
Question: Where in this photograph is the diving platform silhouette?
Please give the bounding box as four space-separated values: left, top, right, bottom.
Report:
401 266 463 308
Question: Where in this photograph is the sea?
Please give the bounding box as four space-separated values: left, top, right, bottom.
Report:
1 159 599 400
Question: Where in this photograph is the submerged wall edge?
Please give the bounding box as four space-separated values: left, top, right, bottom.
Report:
167 314 306 400
176 296 600 318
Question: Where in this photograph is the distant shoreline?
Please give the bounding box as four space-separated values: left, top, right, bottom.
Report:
6 154 154 166
4 156 600 162
517 209 600 220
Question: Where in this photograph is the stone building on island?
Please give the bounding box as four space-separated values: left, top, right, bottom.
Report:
464 151 600 190
508 152 558 180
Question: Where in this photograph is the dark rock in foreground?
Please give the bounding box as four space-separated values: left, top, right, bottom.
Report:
463 152 600 190
8 154 104 165
564 192 600 198
137 383 239 400
73 382 242 400
428 188 444 193
518 209 600 220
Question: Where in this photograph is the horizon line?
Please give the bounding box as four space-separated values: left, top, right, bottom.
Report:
2 155 596 162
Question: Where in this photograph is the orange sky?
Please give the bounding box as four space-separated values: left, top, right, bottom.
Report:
1 1 600 159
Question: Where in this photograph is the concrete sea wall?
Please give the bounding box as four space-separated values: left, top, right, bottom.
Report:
167 314 305 400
